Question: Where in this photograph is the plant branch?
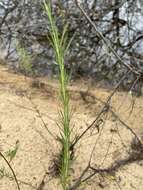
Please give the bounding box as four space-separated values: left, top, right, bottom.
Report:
0 152 20 190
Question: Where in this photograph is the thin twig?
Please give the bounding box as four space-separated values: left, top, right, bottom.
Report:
71 71 130 148
109 108 142 146
74 0 143 76
0 152 20 190
69 164 90 190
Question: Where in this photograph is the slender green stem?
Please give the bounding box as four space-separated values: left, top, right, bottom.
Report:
43 1 71 189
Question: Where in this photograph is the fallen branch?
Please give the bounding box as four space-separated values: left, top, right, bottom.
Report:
0 152 20 190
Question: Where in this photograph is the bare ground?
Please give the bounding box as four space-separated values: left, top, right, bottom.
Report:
0 65 143 190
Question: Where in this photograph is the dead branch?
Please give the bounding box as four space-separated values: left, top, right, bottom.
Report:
74 0 143 76
0 151 20 190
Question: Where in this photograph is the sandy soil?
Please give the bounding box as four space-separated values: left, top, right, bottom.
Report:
0 65 142 190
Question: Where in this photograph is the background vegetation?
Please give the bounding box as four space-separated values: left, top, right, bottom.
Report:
0 1 143 190
0 0 143 92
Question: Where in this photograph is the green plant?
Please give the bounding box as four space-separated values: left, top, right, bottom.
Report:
5 140 19 162
0 167 13 180
16 42 33 75
44 1 72 189
0 141 20 190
